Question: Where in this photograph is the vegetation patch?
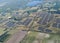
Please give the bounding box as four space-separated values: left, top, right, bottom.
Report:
20 31 38 43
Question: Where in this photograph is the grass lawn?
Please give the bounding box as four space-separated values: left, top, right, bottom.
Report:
20 31 38 43
43 33 60 43
8 29 19 35
0 28 5 36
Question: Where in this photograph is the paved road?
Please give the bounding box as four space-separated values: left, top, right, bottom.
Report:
6 30 27 43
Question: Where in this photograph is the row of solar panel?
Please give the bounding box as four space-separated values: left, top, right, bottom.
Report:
38 27 52 33
52 23 60 28
52 18 60 28
5 18 32 28
37 12 54 25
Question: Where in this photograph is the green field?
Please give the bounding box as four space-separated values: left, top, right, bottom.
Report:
20 31 60 43
20 31 38 43
0 28 5 36
43 34 60 43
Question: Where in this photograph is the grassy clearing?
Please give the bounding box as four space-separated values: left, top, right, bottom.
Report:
20 31 38 43
8 29 19 35
0 28 5 36
45 34 60 40
43 33 60 43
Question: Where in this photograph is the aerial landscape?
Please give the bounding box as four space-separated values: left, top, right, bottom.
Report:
0 0 60 43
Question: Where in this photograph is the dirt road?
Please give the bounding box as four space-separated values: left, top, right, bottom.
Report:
6 30 27 43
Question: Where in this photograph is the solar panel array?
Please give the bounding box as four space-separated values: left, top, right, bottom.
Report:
37 12 54 25
5 21 16 28
16 18 32 26
38 27 52 33
52 18 60 28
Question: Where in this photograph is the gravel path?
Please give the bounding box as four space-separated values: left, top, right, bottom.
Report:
6 30 27 43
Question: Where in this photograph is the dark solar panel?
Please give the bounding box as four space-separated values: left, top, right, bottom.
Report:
45 29 52 33
52 23 57 28
58 24 60 28
37 14 48 24
39 13 46 18
16 22 23 25
38 13 52 25
42 14 49 25
5 21 16 27
56 18 60 23
48 14 54 22
38 27 45 32
0 19 9 23
23 19 32 26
